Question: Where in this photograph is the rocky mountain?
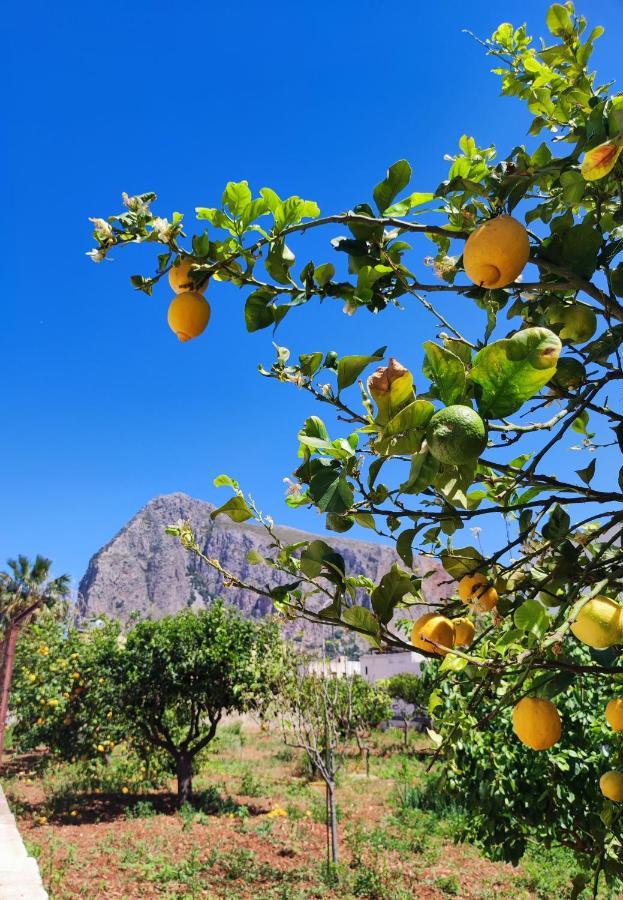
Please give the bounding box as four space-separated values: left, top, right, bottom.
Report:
77 493 452 652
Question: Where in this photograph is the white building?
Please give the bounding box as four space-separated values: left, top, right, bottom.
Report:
307 655 361 678
359 650 425 683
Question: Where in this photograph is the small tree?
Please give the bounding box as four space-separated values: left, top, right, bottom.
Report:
0 556 70 759
11 611 125 763
384 672 429 747
112 602 284 804
277 670 389 872
345 676 392 776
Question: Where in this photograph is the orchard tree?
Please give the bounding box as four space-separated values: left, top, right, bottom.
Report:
0 556 70 759
111 602 285 804
11 611 127 763
344 675 392 777
91 3 623 888
276 670 384 870
383 672 430 746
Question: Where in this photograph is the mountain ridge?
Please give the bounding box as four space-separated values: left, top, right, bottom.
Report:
77 492 452 651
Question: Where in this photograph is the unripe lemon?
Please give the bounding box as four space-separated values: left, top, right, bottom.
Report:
168 257 207 294
458 573 498 613
167 291 211 342
463 215 530 289
426 406 487 466
605 699 623 732
512 697 561 750
411 613 455 655
453 617 475 648
570 596 623 649
599 771 623 802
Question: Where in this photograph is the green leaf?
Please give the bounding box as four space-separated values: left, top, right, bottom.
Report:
371 567 416 624
222 181 252 216
422 342 466 405
300 540 345 580
299 352 323 377
384 192 434 217
246 549 264 564
210 496 253 523
314 263 335 287
308 469 354 514
213 474 240 490
470 328 562 418
341 606 380 643
559 170 586 205
337 347 386 392
542 504 571 540
571 410 595 438
399 448 440 495
244 290 275 332
373 160 412 215
576 458 596 485
514 599 549 638
440 546 483 579
439 652 468 673
546 5 573 38
266 240 295 284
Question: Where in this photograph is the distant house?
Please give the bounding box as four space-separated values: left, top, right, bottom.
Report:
359 650 425 683
307 655 361 678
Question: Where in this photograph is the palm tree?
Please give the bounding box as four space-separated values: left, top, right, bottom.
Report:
0 556 70 759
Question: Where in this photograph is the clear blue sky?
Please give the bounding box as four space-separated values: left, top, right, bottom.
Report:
3 0 622 586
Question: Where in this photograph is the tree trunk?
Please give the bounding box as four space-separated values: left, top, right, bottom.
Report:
327 780 339 865
176 753 193 806
403 718 409 747
0 625 19 762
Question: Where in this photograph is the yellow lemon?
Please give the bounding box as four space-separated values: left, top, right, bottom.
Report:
605 699 623 732
411 613 455 656
97 744 105 753
512 697 561 750
458 574 498 613
453 617 475 648
167 291 211 342
600 771 623 802
463 215 530 289
570 596 623 649
168 257 207 294
122 787 129 795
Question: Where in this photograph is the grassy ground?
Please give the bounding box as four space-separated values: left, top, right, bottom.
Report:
0 722 613 899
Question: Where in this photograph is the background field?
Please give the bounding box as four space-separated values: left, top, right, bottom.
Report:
3 721 609 900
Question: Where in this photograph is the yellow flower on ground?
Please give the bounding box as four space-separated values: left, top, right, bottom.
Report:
37 816 47 825
266 807 288 818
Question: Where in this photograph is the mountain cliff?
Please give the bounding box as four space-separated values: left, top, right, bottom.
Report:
77 493 451 651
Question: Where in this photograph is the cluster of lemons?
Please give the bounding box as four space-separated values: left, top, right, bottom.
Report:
162 213 532 344
411 583 623 803
166 259 211 342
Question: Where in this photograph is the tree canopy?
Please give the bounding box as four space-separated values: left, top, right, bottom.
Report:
89 3 623 888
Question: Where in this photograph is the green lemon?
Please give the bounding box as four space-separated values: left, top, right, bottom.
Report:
426 405 487 466
548 302 597 343
549 357 586 391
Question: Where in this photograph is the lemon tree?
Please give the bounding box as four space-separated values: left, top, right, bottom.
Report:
90 3 623 888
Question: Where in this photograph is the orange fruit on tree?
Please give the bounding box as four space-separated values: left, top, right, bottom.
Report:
570 596 623 649
605 699 623 732
411 612 455 655
458 573 498 612
167 291 211 342
599 771 623 802
463 215 530 289
453 617 475 648
168 257 207 294
512 697 561 750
